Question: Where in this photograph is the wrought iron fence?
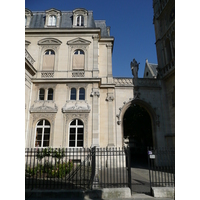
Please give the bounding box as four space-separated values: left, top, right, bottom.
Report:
147 147 175 188
25 147 130 190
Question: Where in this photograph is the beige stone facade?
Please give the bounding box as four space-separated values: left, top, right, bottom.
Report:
25 2 175 149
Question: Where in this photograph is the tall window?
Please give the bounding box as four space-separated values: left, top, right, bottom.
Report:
77 15 84 26
69 119 84 147
39 88 45 100
43 49 55 71
79 88 85 100
70 88 76 100
47 88 53 100
48 15 57 26
35 119 50 147
73 49 85 70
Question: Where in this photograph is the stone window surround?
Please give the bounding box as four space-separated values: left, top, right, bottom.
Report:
38 38 62 71
72 8 88 27
44 9 61 28
25 8 33 28
36 84 56 101
67 83 87 101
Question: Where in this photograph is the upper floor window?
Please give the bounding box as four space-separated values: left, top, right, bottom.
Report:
39 88 54 101
39 88 45 100
77 15 84 26
48 15 57 26
47 88 54 100
70 88 77 100
35 119 51 147
79 88 85 100
73 49 85 70
43 49 55 71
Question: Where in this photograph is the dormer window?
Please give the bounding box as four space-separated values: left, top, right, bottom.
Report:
73 8 88 27
77 15 84 26
48 15 57 26
44 8 61 28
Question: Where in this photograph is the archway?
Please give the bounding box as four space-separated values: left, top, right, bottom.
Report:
123 103 153 167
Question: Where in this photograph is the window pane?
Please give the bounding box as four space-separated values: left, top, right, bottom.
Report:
79 50 84 55
37 128 43 134
77 141 83 147
69 141 75 147
70 128 76 134
77 134 83 140
43 135 50 140
48 88 53 100
45 120 50 126
70 134 75 140
70 120 76 125
43 141 49 147
36 135 42 141
79 88 85 100
38 120 43 126
44 128 50 134
39 89 45 100
77 128 83 134
78 120 83 126
70 88 76 100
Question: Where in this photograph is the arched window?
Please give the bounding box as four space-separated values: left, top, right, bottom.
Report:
70 88 76 100
73 49 85 70
77 15 84 26
39 88 45 100
35 119 50 147
69 119 84 147
48 15 57 26
42 49 55 71
47 88 53 100
79 88 85 100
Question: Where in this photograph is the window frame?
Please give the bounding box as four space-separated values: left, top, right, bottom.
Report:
39 88 45 100
48 15 57 26
35 119 51 148
47 88 54 100
69 119 84 148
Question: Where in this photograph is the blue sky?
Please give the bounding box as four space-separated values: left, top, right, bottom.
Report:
25 0 157 78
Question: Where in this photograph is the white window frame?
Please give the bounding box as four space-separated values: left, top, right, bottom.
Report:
68 119 84 148
35 119 51 148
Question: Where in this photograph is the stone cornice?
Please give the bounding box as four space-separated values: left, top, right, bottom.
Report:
31 78 101 83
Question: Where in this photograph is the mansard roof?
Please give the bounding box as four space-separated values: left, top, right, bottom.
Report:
26 8 111 37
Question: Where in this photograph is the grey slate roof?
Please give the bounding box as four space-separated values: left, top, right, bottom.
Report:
148 63 158 77
27 9 110 37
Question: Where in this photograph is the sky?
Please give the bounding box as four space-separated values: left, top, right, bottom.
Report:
25 0 157 78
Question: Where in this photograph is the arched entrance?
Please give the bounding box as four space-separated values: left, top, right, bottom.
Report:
123 103 153 167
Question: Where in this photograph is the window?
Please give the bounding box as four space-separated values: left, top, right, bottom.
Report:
79 88 85 100
73 49 85 70
70 88 76 100
48 15 57 26
47 88 53 100
69 119 84 147
35 119 50 147
77 15 84 26
43 49 55 71
39 88 45 100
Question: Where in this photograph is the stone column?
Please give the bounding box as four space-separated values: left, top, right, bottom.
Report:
92 35 99 77
90 88 100 147
106 92 115 147
106 43 113 84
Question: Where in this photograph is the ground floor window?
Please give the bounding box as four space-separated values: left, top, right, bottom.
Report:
35 119 50 147
69 119 84 147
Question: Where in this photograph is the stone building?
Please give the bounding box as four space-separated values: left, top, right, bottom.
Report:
25 0 175 151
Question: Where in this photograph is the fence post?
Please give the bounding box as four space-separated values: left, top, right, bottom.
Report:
126 147 132 194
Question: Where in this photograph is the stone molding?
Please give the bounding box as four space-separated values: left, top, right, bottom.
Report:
67 38 91 46
25 49 35 65
114 78 133 86
38 38 62 45
30 100 58 113
106 93 114 102
90 88 100 97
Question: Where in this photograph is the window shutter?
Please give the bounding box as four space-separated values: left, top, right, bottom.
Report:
42 55 55 70
73 54 84 69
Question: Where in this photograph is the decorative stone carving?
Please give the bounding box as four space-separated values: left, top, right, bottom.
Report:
72 71 85 77
25 49 35 65
30 101 58 113
38 38 62 45
62 100 91 113
67 38 91 46
114 78 133 86
41 72 54 78
90 89 100 97
106 93 114 102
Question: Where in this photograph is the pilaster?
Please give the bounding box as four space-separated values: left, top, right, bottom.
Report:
90 87 100 147
92 35 99 77
106 43 113 84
